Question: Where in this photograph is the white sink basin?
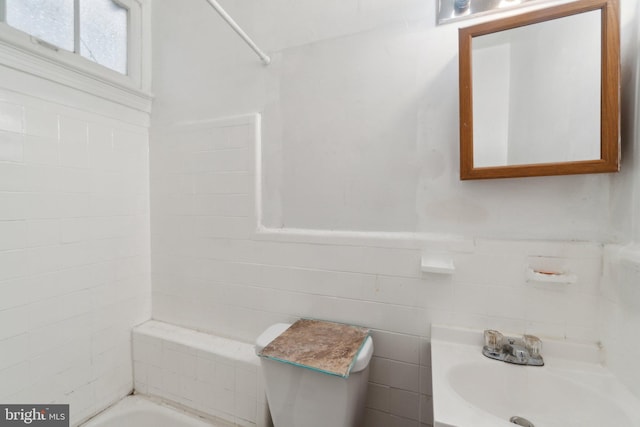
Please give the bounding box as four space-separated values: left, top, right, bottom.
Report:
431 325 640 427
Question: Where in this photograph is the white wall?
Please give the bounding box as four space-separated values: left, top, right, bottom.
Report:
601 246 640 400
0 69 151 424
149 0 640 425
599 0 640 404
151 0 628 241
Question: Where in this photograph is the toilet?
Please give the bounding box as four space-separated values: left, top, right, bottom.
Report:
255 323 374 427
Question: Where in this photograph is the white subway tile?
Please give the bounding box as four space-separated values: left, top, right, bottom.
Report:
60 140 89 168
0 163 27 192
24 193 59 219
419 365 432 396
26 245 63 275
0 305 29 340
193 216 252 239
366 382 391 412
0 193 27 220
369 357 420 393
369 330 420 364
0 220 26 251
29 314 92 358
180 375 199 405
23 136 59 165
24 108 58 139
28 289 93 329
235 392 257 423
0 250 27 281
59 117 87 144
26 219 60 247
0 131 24 162
484 286 526 320
215 360 236 391
133 361 148 392
56 193 90 218
0 362 29 399
192 148 249 173
147 365 163 391
235 367 257 397
194 172 251 194
60 218 90 243
388 388 420 420
0 102 23 133
58 168 90 193
25 165 60 192
364 409 420 427
0 333 28 371
194 194 251 216
197 357 217 384
419 394 433 424
0 277 32 311
524 287 568 325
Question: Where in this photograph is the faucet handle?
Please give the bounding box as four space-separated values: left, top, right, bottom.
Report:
523 334 542 357
483 330 503 352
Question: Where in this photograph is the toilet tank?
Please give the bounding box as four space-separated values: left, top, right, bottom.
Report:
255 323 374 427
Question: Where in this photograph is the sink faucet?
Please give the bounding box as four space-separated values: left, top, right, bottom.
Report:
482 330 544 366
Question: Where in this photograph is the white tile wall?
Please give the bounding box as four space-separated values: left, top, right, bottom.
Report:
150 116 604 426
132 320 269 427
0 87 150 425
600 245 640 400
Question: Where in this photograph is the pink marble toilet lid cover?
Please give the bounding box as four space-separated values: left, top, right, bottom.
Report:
258 318 370 378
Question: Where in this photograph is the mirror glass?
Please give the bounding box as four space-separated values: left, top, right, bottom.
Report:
459 0 620 180
473 11 600 167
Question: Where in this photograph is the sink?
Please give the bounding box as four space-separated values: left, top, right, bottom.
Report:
431 325 640 427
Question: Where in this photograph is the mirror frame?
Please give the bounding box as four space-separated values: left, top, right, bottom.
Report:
459 0 620 180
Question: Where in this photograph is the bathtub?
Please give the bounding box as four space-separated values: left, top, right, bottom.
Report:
80 396 229 427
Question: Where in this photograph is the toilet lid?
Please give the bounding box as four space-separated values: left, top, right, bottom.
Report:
256 319 371 378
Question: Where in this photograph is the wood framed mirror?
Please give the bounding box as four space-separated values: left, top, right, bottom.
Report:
459 0 620 180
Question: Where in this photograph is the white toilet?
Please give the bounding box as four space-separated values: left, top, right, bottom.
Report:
255 323 374 427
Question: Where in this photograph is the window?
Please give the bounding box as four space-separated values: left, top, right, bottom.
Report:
1 0 128 74
0 0 149 111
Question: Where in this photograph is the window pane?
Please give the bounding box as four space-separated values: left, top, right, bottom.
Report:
80 0 127 74
6 0 75 51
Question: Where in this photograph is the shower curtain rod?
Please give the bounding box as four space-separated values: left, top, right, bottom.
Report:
204 0 271 65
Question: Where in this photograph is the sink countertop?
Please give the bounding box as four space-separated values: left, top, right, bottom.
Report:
431 325 640 427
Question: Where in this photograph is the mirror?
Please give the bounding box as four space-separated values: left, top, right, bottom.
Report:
459 0 620 180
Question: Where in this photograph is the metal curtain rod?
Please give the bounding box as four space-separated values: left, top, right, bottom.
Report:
204 0 271 65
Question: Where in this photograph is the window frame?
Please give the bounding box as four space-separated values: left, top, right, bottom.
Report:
0 0 150 111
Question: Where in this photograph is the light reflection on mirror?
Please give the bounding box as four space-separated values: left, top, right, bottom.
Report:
472 10 601 167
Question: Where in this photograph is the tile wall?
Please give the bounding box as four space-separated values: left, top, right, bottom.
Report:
0 87 150 425
601 245 640 400
132 320 269 427
150 115 604 427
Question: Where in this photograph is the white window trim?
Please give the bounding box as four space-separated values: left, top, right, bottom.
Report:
0 0 152 113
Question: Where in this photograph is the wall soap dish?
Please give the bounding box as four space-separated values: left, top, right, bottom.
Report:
526 268 577 284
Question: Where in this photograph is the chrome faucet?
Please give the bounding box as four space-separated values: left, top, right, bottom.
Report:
482 330 544 366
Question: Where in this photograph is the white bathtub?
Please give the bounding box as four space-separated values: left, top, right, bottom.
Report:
80 396 228 427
